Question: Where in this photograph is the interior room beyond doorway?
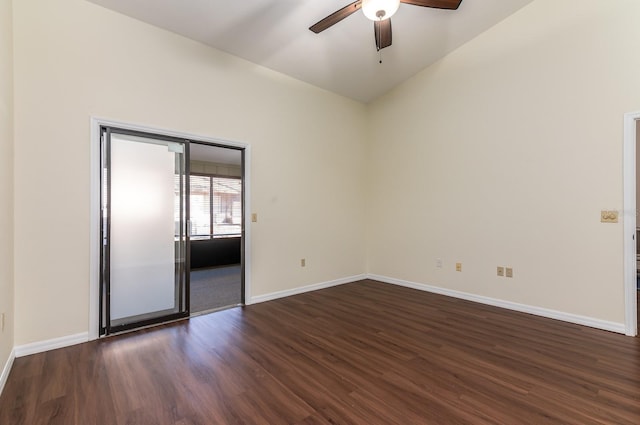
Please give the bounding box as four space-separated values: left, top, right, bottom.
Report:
188 143 243 314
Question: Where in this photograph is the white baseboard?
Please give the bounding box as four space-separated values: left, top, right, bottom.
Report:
367 274 626 334
8 273 623 364
14 332 89 358
0 348 15 396
10 274 362 359
248 274 366 305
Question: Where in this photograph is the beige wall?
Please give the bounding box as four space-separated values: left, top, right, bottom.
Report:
367 0 640 323
10 0 640 348
0 0 14 372
12 0 367 345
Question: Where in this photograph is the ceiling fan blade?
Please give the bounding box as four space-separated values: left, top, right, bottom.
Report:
309 1 362 34
374 19 392 51
400 0 462 10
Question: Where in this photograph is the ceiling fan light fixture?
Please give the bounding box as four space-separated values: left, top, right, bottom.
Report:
361 0 400 21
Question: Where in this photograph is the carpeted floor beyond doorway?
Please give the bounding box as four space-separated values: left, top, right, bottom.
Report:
190 265 242 313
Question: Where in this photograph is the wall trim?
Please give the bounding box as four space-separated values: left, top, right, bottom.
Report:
248 274 366 305
0 348 15 396
12 274 362 359
14 332 89 358
368 274 626 334
7 272 626 362
623 111 639 336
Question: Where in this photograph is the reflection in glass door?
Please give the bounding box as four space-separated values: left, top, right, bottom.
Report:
100 128 189 335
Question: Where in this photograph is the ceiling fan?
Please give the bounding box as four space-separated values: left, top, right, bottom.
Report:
309 0 463 52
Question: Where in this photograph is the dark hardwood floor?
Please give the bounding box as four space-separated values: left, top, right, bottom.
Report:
1 280 639 424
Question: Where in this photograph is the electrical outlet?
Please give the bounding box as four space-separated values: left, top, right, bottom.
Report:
506 267 513 278
497 266 504 277
301 258 306 267
436 258 443 268
456 262 462 272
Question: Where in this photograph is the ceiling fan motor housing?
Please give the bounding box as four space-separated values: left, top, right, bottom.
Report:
362 0 400 21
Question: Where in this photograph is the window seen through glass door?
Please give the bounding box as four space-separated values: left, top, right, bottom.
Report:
175 175 242 239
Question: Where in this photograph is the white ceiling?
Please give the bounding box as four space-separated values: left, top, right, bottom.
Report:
87 0 534 103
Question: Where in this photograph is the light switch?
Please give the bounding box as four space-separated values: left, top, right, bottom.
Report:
251 213 258 223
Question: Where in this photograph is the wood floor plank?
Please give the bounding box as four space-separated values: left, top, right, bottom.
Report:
1 280 639 424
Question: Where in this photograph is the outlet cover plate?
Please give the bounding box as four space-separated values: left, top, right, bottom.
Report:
601 210 618 223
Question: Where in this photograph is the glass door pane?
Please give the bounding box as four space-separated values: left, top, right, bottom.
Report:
101 129 188 334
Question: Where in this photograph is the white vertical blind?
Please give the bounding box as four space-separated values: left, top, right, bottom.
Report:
189 175 211 237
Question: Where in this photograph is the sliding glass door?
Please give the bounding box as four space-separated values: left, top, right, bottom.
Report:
100 127 189 335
